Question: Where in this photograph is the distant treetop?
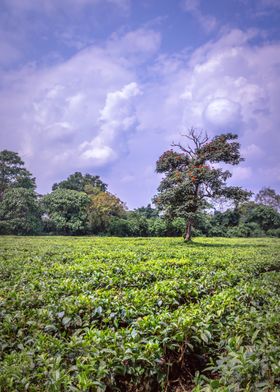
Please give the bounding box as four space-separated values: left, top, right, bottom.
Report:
52 171 107 194
255 187 280 212
0 150 36 200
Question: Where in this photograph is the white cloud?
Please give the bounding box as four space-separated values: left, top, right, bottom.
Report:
0 28 155 191
183 0 217 32
107 29 161 61
204 98 241 128
100 82 141 124
0 25 280 205
174 29 280 145
45 122 75 142
80 144 115 164
132 28 280 197
79 82 141 165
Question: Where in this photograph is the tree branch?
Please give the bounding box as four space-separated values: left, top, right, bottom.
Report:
180 127 209 151
171 141 194 157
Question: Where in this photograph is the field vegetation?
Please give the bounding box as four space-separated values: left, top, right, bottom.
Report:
1 236 279 391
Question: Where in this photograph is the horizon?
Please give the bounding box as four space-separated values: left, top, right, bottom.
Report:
1 0 280 208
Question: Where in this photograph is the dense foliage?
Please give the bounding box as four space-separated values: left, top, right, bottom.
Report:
154 130 251 240
255 187 280 212
52 172 107 194
42 189 90 235
88 192 126 234
0 150 36 199
0 236 279 391
0 149 279 237
0 150 41 233
0 188 42 234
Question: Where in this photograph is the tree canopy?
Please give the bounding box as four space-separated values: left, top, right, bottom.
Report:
255 187 280 212
42 189 90 235
154 129 251 240
0 148 279 238
52 172 107 194
0 187 41 234
88 191 126 233
0 150 36 199
133 204 159 219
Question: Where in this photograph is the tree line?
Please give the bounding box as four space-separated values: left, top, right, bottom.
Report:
1 130 280 238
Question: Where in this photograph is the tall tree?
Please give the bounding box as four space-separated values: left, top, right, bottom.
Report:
255 187 280 212
239 202 280 232
0 150 36 199
0 188 42 234
154 129 251 241
42 189 90 235
52 172 107 194
88 192 126 233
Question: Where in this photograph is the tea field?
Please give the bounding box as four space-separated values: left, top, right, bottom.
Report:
0 236 280 391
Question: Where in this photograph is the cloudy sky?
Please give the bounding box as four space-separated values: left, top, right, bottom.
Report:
1 0 280 208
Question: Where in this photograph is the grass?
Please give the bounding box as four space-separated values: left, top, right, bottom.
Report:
0 236 280 391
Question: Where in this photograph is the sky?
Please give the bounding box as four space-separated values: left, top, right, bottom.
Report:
0 0 280 208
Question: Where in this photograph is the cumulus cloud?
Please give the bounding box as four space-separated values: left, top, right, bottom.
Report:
132 28 280 199
203 98 241 128
174 29 280 144
0 28 155 192
99 82 141 125
79 82 141 165
0 23 280 206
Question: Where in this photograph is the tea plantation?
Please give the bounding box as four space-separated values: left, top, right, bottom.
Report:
0 236 280 391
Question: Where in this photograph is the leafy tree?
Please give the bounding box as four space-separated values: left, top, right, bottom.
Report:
266 228 280 237
52 172 107 194
133 204 159 219
225 223 261 238
0 188 42 234
0 150 36 199
154 129 251 241
211 209 240 228
147 218 168 236
42 189 90 234
88 192 126 233
193 212 213 235
255 187 280 211
126 213 150 236
108 217 132 237
240 202 280 232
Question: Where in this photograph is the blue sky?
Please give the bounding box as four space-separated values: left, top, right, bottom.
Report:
1 0 280 208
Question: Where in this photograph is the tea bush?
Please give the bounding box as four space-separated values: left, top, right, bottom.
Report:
0 236 279 391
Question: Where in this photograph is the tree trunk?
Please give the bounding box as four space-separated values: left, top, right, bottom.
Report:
184 220 192 241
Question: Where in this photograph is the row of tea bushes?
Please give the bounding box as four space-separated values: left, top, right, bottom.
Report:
0 236 279 391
